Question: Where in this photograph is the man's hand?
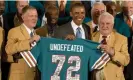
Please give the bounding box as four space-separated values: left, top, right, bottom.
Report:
30 35 40 43
65 34 76 40
100 44 115 57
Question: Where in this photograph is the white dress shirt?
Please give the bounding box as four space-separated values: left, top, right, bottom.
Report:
23 23 34 36
71 20 85 39
92 21 99 31
99 34 110 43
0 15 3 27
41 14 47 27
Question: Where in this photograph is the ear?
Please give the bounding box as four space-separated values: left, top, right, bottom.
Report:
70 12 72 17
21 14 25 21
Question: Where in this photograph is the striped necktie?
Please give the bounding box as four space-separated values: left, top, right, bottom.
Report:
101 36 107 44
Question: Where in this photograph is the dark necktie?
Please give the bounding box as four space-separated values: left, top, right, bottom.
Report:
30 31 34 37
76 27 82 38
101 36 107 45
93 26 98 32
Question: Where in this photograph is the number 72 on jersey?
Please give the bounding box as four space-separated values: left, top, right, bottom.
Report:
51 55 81 80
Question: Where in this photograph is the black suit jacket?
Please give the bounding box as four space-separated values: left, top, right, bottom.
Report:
54 21 91 40
126 44 133 80
2 13 15 37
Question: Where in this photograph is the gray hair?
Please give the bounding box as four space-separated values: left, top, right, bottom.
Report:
98 12 114 24
91 2 106 17
121 1 133 7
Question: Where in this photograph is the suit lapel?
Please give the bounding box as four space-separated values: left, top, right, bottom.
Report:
68 22 75 35
92 31 116 48
87 20 93 29
108 31 115 48
86 20 93 34
20 24 30 39
92 32 100 42
82 24 88 39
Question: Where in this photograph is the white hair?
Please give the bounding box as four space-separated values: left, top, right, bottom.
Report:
91 2 106 17
98 12 114 24
121 1 133 7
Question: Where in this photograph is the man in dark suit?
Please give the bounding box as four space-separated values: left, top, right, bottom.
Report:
0 1 12 38
54 3 91 40
126 37 133 80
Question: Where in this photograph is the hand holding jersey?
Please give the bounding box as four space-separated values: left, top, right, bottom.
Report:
29 35 40 43
65 34 76 40
100 44 115 57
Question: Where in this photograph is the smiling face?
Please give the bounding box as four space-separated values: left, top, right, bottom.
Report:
22 9 38 29
70 6 85 26
0 1 5 15
46 8 59 24
99 15 114 36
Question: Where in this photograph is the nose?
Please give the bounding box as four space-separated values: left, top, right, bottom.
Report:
78 13 85 19
33 16 38 21
102 23 107 28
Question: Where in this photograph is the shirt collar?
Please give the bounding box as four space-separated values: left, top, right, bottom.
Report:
92 21 99 31
124 14 133 21
99 33 110 43
71 20 82 31
130 15 133 20
23 23 34 35
100 34 110 38
92 21 97 28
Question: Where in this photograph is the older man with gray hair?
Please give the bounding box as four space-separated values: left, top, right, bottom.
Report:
86 2 106 34
92 12 129 80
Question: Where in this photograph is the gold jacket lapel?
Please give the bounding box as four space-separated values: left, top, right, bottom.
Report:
108 31 116 48
92 31 100 42
20 24 30 39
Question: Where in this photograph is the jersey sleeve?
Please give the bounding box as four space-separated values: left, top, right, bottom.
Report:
83 40 110 71
89 49 110 71
30 40 41 69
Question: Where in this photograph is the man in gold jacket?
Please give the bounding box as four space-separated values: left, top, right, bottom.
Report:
5 6 40 80
92 12 130 80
